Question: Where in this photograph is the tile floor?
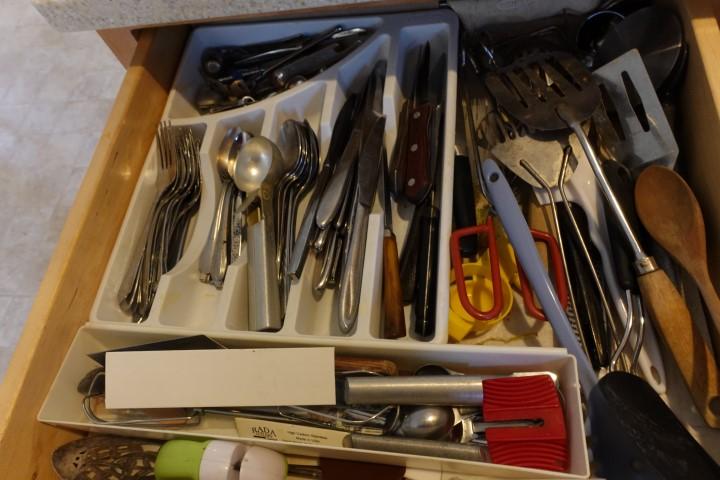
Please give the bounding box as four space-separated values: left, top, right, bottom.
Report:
0 0 124 380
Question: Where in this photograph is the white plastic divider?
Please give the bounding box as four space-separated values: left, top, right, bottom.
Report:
90 11 459 344
39 325 589 479
91 122 210 326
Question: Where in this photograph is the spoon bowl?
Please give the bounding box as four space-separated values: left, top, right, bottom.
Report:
395 406 454 440
635 165 720 359
231 136 283 191
217 127 252 179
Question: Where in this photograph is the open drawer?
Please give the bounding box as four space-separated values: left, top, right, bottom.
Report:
2 0 720 478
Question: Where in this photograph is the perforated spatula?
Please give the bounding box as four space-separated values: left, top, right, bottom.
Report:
593 49 679 171
485 51 720 427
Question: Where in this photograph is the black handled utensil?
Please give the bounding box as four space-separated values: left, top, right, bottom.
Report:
591 371 720 479
412 187 440 340
452 154 480 258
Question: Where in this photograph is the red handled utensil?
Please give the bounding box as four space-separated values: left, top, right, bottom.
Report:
450 217 568 322
346 373 569 472
483 374 568 471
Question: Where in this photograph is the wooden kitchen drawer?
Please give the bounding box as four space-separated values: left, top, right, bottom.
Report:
1 0 720 477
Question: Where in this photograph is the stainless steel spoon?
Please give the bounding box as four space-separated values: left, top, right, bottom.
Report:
200 127 251 286
394 406 454 440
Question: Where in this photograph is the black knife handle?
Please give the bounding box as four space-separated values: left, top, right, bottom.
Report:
602 161 639 292
452 155 479 257
399 207 421 304
272 42 347 89
412 203 439 340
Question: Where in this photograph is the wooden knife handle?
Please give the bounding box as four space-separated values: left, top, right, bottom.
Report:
335 356 399 376
637 268 720 428
382 232 406 339
402 103 435 204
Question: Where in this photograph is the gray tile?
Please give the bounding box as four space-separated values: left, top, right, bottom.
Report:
0 347 16 384
0 297 12 323
67 69 123 102
0 296 33 348
0 0 123 382
51 100 115 134
0 216 55 296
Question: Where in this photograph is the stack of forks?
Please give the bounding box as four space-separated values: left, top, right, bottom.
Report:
118 122 202 322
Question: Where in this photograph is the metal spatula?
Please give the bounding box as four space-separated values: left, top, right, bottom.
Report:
487 112 583 189
593 49 679 170
484 51 600 131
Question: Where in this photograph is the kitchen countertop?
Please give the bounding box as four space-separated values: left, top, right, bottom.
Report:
31 0 405 32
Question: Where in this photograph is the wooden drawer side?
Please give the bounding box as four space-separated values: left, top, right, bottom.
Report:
0 27 187 479
676 0 720 286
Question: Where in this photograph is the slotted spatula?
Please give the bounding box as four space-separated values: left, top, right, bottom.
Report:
485 51 720 427
593 49 679 170
485 51 600 131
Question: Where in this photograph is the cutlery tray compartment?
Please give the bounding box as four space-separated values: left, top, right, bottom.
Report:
90 11 458 343
39 325 589 479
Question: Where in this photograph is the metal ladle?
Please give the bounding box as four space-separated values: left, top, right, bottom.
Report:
232 137 287 331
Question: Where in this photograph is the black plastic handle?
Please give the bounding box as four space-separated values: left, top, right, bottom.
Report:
272 42 347 88
452 155 479 257
412 202 440 339
602 161 640 292
399 208 422 304
558 204 609 369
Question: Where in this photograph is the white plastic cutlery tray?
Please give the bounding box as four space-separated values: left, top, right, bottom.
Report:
90 11 458 343
39 325 589 479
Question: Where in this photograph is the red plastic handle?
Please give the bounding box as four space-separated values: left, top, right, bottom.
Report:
450 217 503 321
483 374 568 472
517 229 569 321
451 218 569 323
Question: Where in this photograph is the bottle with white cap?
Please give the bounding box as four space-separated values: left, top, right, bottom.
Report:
154 439 321 480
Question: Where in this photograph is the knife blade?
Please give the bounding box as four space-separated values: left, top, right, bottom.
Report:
360 60 387 139
289 94 358 279
339 115 386 333
315 65 382 229
315 129 362 229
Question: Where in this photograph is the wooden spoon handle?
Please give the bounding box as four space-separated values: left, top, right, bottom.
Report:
696 271 720 363
638 268 720 427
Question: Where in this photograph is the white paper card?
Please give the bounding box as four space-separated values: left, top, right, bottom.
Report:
234 417 349 447
105 347 336 409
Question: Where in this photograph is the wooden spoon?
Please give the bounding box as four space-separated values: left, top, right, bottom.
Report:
634 165 720 358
